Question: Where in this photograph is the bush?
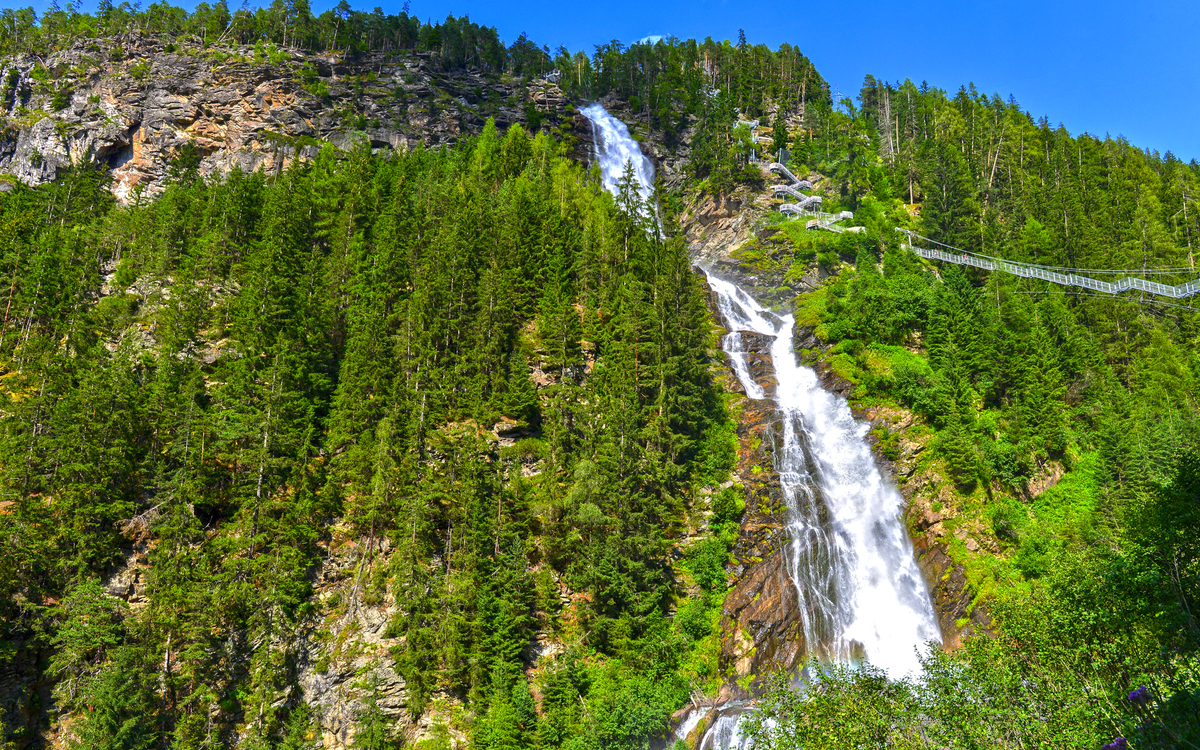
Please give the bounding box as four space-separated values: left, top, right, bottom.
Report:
674 596 711 640
989 501 1024 547
817 250 840 271
686 538 728 592
1013 531 1051 579
711 486 744 527
696 419 737 485
983 437 1031 492
892 359 941 418
51 86 72 111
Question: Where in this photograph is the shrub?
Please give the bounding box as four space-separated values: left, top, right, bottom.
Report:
686 538 728 592
51 86 72 111
711 486 744 527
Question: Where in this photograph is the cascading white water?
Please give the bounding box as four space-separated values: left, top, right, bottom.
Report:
581 103 940 748
580 104 656 207
698 709 753 750
707 276 941 677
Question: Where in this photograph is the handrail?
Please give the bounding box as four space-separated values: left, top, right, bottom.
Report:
895 229 1200 299
774 185 823 204
780 200 820 215
802 209 860 233
768 162 809 188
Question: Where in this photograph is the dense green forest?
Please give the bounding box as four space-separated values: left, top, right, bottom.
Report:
724 69 1200 750
0 124 741 748
0 0 554 73
2 1 1200 748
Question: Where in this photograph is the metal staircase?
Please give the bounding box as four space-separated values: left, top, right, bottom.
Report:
768 162 810 188
773 184 822 204
769 162 864 232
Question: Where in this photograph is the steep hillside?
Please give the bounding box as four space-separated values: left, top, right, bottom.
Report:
1 6 1199 750
0 34 578 201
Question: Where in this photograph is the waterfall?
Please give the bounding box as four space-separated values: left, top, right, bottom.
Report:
698 709 754 750
581 103 940 747
580 104 656 208
707 275 941 677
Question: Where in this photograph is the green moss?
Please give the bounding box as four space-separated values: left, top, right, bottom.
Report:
791 287 827 328
826 352 859 384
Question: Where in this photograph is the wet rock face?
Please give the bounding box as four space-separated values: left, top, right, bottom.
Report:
723 330 778 397
0 35 569 202
695 278 822 698
717 400 810 699
721 550 806 687
716 399 834 697
908 521 987 650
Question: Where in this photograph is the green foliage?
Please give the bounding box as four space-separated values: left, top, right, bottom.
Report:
48 579 127 707
65 648 157 750
51 84 72 110
695 419 738 486
686 537 728 593
0 1 534 75
710 485 744 527
0 121 731 748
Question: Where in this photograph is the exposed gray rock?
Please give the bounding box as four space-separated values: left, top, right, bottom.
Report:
0 35 571 202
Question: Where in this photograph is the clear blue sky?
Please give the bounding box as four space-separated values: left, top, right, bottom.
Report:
402 0 1200 162
27 0 1200 161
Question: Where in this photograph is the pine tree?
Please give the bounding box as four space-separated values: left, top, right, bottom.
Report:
352 678 395 750
770 107 789 157
538 240 582 380
67 648 157 750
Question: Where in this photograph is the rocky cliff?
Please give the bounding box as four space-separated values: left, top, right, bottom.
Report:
702 325 806 696
0 33 583 201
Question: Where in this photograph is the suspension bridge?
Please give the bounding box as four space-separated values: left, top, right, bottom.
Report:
897 228 1200 300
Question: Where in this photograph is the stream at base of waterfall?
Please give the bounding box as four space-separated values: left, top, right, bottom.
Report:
579 104 941 750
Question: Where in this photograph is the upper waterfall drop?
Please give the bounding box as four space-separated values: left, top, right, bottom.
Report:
580 104 657 208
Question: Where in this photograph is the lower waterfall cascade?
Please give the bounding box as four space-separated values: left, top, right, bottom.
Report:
580 103 941 748
707 276 941 675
